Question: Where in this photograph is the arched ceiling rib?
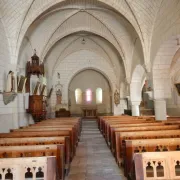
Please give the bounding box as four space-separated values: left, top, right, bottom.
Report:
18 5 141 79
44 33 125 83
51 36 113 70
41 10 125 64
0 0 162 67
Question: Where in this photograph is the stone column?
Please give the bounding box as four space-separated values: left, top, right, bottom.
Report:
131 101 140 116
154 99 167 120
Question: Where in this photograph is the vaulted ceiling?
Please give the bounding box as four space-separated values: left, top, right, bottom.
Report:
1 0 180 83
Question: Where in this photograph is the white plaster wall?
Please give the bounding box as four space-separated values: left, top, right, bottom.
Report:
46 49 126 115
0 20 33 133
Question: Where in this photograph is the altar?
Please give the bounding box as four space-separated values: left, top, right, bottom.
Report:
82 106 97 118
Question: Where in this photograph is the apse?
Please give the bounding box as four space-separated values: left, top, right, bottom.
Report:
68 69 112 116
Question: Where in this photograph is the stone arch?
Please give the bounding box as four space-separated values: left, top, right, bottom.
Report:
67 67 113 95
44 33 123 76
40 23 127 73
61 66 115 104
152 36 179 100
15 0 143 65
51 49 117 105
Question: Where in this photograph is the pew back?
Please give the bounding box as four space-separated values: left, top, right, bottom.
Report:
0 156 56 180
133 151 180 180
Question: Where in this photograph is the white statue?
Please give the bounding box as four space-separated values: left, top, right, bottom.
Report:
6 71 15 92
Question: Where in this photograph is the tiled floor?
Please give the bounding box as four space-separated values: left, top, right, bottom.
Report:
66 119 127 180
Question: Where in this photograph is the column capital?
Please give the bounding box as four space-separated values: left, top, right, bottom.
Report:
153 99 166 103
131 101 141 106
143 62 151 74
125 77 131 84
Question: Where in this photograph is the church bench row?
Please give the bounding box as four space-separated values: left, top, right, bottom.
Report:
28 122 81 144
99 116 180 180
0 117 81 179
31 119 82 141
10 127 77 157
1 118 81 159
115 129 180 168
107 122 166 147
0 136 70 173
0 130 75 160
0 156 56 180
131 151 180 180
0 144 64 179
22 126 79 146
124 138 180 177
103 120 154 139
98 117 155 136
102 120 155 138
97 116 153 130
111 125 180 155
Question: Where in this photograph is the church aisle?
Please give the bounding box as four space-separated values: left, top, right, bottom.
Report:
66 119 126 180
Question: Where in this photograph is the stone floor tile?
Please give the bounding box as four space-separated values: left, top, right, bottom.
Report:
66 119 127 180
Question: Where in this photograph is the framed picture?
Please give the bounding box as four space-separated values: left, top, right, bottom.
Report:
40 84 46 96
33 82 40 95
175 83 180 95
48 88 53 98
17 76 27 93
114 89 120 106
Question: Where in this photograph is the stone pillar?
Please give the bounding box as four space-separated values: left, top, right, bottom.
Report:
131 101 140 116
154 99 167 120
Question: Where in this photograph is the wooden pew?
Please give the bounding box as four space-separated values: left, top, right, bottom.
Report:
32 121 81 142
11 127 77 155
107 123 165 146
101 118 155 136
99 116 154 133
131 151 180 180
0 130 76 159
124 138 180 177
0 144 64 180
111 125 179 156
104 120 155 139
0 156 56 180
23 125 79 146
0 136 70 174
115 130 180 166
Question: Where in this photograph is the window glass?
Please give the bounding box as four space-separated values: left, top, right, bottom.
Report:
86 89 92 102
75 89 82 104
96 88 103 104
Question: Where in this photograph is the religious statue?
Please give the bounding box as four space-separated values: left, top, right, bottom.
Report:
114 89 120 106
56 88 62 104
55 72 63 104
0 70 17 105
6 71 15 92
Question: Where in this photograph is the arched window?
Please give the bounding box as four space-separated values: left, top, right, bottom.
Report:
96 88 103 104
86 89 92 102
75 89 82 104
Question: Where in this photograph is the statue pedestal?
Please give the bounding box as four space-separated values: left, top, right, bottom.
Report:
0 91 17 105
